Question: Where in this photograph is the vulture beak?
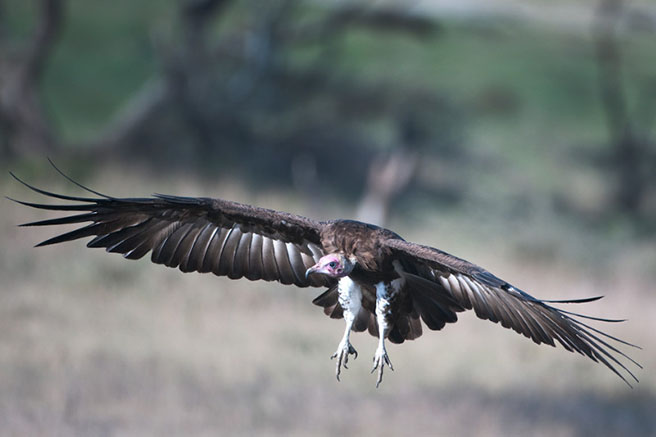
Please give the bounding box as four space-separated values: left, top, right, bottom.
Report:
305 264 320 280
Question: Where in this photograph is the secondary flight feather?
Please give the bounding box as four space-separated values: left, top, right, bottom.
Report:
9 166 641 387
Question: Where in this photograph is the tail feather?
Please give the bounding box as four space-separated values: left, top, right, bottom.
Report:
404 272 461 331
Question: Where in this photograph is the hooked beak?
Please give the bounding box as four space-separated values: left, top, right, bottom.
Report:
305 264 321 280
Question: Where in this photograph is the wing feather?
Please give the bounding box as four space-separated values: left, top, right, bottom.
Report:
182 223 215 272
231 232 253 279
12 173 332 289
176 222 205 272
286 242 308 285
151 223 182 263
201 227 227 273
124 220 175 260
384 238 640 386
108 222 159 255
261 236 279 281
216 225 241 276
159 222 195 267
246 233 264 281
273 239 295 285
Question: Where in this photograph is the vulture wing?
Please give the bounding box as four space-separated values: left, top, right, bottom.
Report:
10 173 332 289
384 238 641 386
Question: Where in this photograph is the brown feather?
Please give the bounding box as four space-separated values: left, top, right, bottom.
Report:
273 240 294 285
312 287 338 308
174 222 204 272
327 302 343 319
151 222 183 264
261 236 279 282
201 227 227 273
245 233 264 281
353 307 370 332
216 226 241 276
230 231 252 279
183 223 216 272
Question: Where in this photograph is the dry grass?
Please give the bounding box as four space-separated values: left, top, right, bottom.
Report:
1 171 654 436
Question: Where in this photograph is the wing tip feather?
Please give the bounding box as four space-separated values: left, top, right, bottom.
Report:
541 295 605 304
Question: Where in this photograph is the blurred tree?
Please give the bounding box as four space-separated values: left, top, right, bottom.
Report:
88 0 464 211
594 0 656 224
1 0 468 226
0 0 62 158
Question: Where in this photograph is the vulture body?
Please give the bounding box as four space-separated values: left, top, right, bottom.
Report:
9 170 640 387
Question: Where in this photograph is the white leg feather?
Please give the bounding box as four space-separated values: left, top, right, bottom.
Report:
372 279 402 387
332 277 362 381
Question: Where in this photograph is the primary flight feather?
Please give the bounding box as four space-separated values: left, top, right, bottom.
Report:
9 168 640 387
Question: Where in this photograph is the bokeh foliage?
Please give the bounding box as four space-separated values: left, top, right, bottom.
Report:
2 0 655 234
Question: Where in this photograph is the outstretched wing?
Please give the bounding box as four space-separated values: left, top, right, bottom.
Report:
384 238 641 386
10 173 332 288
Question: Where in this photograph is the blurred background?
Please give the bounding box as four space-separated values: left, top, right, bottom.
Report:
1 0 655 435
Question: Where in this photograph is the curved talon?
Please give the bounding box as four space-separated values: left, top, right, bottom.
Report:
331 341 358 381
371 349 393 388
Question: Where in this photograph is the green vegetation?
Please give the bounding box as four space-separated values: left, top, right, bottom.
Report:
19 5 652 150
45 1 171 140
5 2 653 227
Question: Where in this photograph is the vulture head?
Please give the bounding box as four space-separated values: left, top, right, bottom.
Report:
305 254 355 279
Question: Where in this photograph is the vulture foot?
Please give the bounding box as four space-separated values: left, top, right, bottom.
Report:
331 340 358 381
371 345 393 388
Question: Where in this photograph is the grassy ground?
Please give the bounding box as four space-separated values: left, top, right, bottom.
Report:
1 169 654 436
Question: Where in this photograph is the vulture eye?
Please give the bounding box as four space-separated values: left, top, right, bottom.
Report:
328 261 337 268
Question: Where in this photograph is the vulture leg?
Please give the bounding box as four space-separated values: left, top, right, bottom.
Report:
372 280 400 387
331 277 362 381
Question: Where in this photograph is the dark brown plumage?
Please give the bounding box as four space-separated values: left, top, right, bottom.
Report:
9 169 641 387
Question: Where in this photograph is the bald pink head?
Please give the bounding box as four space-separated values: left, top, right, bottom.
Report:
305 254 355 279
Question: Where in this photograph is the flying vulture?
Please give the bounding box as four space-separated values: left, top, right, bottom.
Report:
9 167 640 387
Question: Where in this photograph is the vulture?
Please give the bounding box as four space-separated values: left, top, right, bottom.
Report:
9 167 640 388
